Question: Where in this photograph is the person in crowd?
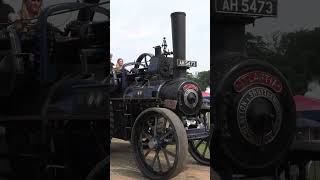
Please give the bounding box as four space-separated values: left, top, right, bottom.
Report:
0 0 14 25
115 58 124 73
18 0 43 21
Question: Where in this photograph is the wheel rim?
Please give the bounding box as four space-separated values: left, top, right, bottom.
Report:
133 111 184 177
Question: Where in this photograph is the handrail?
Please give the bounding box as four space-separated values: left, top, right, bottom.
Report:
38 2 109 82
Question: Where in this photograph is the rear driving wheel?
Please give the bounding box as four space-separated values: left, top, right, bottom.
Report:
188 138 210 166
188 109 210 166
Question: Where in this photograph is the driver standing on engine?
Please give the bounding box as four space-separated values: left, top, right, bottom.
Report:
115 58 124 73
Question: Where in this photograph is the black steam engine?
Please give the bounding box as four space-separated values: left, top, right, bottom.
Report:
110 12 210 179
0 1 109 180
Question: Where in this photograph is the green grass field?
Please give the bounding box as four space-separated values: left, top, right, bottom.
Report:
198 143 210 158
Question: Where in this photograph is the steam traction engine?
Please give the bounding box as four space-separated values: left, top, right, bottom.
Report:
0 1 109 180
110 12 210 179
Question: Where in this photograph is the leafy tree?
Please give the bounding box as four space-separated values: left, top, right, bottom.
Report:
245 32 272 59
244 30 317 95
187 71 210 91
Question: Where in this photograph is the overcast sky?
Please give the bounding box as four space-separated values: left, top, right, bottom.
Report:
110 0 210 74
247 0 320 37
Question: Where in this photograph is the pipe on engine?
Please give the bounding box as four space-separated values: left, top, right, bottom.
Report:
171 12 186 78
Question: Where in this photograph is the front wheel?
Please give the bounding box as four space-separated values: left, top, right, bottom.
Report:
131 108 188 180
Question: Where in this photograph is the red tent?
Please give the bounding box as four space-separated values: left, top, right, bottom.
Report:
294 95 320 112
294 95 320 127
202 91 210 97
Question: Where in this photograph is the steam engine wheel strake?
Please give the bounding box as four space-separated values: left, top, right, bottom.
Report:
213 58 296 175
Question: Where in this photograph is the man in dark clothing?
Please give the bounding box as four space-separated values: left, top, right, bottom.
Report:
0 1 14 25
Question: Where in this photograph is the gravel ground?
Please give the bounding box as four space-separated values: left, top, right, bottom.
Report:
110 138 210 180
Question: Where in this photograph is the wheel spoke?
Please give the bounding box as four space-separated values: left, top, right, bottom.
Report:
195 139 204 149
159 129 173 141
157 153 162 172
151 151 159 168
154 116 158 136
144 149 152 158
202 141 209 156
162 149 171 168
163 148 176 158
142 131 152 140
166 138 175 144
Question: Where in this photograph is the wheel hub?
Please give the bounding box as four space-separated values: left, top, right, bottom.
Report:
148 138 162 150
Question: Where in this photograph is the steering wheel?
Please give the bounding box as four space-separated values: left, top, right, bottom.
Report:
134 53 153 69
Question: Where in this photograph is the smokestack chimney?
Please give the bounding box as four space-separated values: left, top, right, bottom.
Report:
171 12 186 78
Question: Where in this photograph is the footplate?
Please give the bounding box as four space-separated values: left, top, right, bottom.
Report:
186 127 209 140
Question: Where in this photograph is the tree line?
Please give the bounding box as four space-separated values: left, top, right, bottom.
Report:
187 70 210 92
245 27 320 95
